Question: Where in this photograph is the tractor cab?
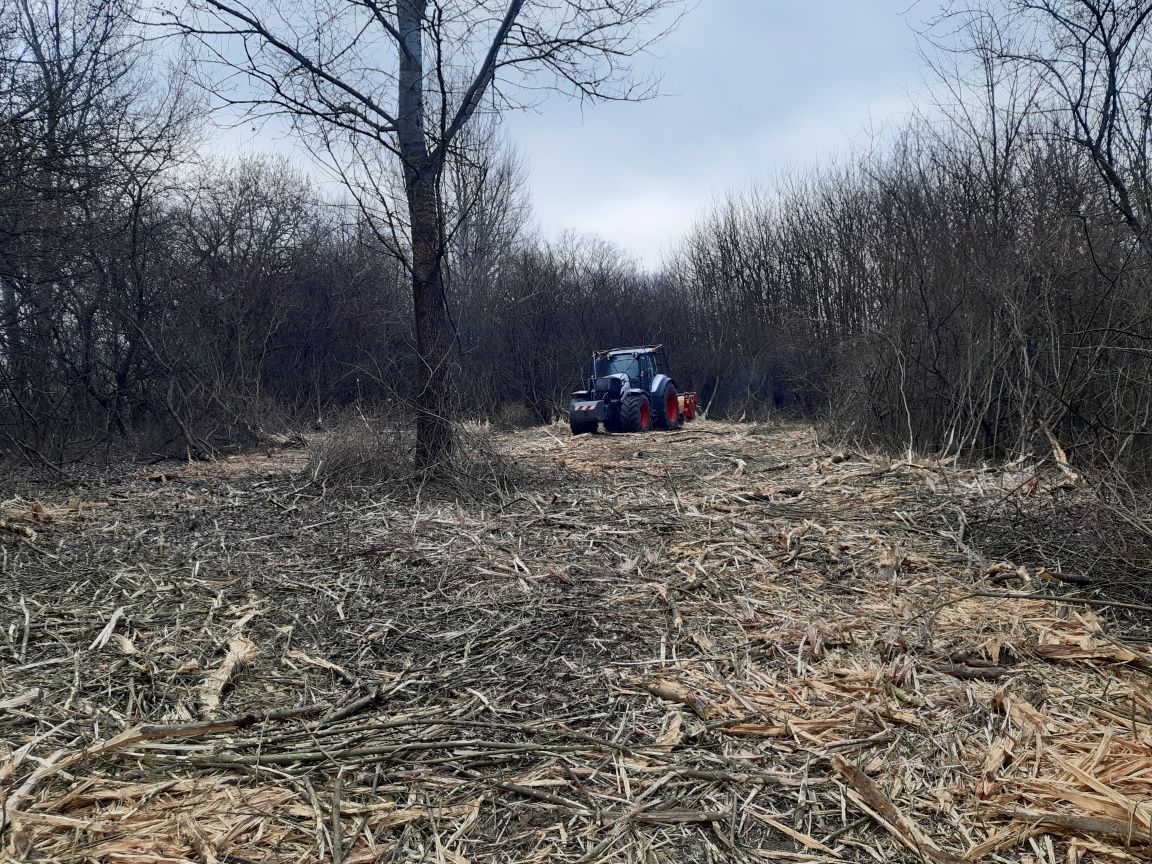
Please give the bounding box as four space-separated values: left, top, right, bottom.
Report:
591 347 663 390
593 351 649 383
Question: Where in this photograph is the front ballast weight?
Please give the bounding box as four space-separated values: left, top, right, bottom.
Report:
568 344 698 436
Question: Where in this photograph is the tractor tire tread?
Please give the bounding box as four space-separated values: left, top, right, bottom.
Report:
619 393 651 433
653 383 683 430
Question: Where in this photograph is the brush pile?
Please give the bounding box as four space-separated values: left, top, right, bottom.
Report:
1 423 1150 863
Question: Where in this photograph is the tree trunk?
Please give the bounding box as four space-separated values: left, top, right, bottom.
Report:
396 0 453 469
408 174 454 468
1 271 24 398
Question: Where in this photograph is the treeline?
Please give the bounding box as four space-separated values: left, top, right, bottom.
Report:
665 0 1152 469
3 0 1151 474
0 0 670 460
671 130 1152 464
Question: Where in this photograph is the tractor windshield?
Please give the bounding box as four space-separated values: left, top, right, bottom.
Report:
595 354 640 380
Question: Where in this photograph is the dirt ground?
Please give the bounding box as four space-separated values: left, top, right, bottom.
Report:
1 421 1150 863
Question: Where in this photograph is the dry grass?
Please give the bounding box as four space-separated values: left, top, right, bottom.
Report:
1 420 1150 863
306 416 525 499
306 414 414 486
963 489 1152 640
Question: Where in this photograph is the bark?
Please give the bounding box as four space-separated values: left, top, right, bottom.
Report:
1 274 16 355
1 270 24 401
396 0 454 468
408 173 455 468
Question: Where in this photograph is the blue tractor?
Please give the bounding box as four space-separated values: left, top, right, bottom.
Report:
568 345 697 435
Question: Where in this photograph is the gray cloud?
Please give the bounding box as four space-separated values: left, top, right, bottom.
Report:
504 0 935 265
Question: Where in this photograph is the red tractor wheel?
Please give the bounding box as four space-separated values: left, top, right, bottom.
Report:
620 392 651 433
654 385 682 430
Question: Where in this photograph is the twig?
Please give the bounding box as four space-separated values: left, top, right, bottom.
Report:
331 770 344 864
633 810 728 824
992 808 1152 843
965 589 1152 615
321 687 385 725
18 596 30 662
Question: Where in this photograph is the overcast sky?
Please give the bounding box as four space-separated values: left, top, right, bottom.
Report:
215 1 939 267
502 0 937 266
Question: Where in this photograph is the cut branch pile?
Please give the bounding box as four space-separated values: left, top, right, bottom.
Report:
1 423 1149 862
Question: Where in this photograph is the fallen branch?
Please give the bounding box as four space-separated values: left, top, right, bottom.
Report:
932 664 1010 681
992 809 1152 844
199 635 259 719
966 589 1152 616
832 757 961 863
633 809 728 824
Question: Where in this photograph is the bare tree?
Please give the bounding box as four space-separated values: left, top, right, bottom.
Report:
0 0 195 458
167 0 684 468
942 0 1152 259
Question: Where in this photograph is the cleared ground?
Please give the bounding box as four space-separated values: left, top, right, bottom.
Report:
1 421 1150 863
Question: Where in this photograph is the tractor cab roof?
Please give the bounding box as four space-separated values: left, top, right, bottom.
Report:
598 344 662 357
